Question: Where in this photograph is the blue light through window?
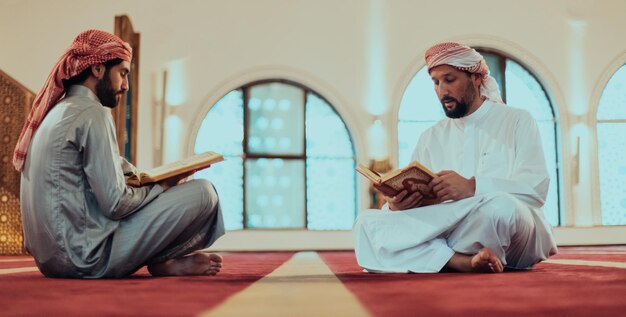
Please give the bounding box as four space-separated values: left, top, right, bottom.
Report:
597 65 626 225
194 81 357 230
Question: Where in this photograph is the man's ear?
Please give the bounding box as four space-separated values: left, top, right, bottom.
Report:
472 73 483 88
90 64 105 79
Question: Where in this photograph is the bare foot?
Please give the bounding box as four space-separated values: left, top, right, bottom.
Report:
470 248 504 273
445 248 504 273
148 252 223 276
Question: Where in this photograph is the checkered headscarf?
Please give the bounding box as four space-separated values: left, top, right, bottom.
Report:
13 29 132 171
425 42 503 104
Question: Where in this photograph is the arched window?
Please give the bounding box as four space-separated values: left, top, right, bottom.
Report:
398 50 562 226
596 64 626 225
194 80 357 230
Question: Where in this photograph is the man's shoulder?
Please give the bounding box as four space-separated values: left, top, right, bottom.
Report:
55 96 113 135
62 94 102 110
490 103 534 121
429 115 452 128
419 118 452 140
62 95 110 118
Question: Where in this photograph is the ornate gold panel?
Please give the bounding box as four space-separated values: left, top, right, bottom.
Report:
0 69 33 255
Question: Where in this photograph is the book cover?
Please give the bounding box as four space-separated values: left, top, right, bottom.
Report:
126 151 224 187
356 161 441 206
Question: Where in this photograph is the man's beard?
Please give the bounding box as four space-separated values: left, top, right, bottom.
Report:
440 80 476 119
440 97 470 119
95 73 122 108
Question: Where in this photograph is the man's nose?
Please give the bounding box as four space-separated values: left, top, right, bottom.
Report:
121 79 129 92
436 85 449 98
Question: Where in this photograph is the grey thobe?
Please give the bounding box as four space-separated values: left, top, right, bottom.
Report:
20 85 224 278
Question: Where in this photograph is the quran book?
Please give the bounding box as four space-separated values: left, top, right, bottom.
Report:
126 151 224 187
356 161 441 206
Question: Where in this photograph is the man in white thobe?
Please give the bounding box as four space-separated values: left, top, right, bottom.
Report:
353 42 557 273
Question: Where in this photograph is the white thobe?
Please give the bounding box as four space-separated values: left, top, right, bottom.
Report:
354 100 557 272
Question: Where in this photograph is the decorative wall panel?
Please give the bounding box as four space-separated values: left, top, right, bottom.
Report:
0 69 33 255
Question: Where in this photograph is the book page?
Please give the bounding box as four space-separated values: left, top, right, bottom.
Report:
406 161 437 178
140 151 224 184
381 161 436 182
356 164 382 184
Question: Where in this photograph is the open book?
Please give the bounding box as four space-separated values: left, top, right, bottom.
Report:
126 151 224 187
356 161 441 206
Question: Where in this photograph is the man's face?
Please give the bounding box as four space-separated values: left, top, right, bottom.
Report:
429 65 479 119
96 60 130 108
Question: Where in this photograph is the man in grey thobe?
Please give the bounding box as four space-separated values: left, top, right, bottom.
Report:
15 30 224 278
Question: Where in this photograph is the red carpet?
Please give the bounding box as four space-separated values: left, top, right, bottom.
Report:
0 258 34 269
0 252 293 316
550 245 626 262
2 248 625 316
551 253 626 262
319 249 626 317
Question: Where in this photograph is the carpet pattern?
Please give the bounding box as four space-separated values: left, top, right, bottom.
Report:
0 247 624 316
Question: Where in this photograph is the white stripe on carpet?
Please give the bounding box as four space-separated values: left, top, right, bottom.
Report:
0 267 39 275
545 259 626 269
199 251 370 317
0 258 34 263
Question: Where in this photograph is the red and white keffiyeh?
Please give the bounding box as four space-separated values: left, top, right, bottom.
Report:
425 42 503 104
13 29 132 171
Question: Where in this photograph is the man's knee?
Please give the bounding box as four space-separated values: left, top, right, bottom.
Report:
193 179 219 211
478 193 528 227
176 179 219 216
353 210 378 230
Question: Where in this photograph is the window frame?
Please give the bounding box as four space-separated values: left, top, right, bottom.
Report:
196 78 359 230
241 79 308 229
594 64 626 226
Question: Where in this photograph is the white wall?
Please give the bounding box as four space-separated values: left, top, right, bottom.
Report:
1 0 625 227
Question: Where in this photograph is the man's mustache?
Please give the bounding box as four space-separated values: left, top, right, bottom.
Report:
441 96 458 104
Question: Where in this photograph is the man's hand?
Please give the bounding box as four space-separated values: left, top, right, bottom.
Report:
431 170 475 202
374 184 424 211
158 170 196 192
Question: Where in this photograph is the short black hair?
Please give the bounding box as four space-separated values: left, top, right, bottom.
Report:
62 58 124 90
